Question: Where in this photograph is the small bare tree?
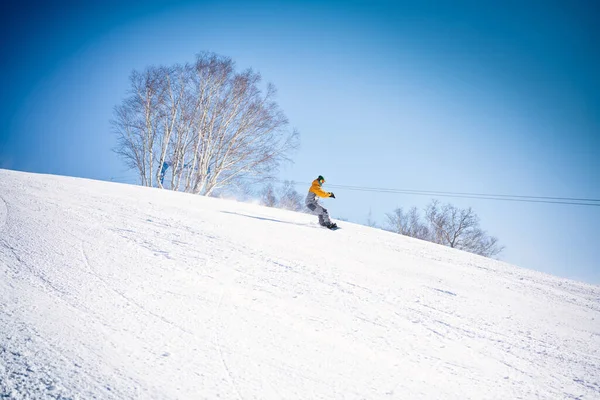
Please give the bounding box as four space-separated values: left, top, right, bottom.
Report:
385 206 429 240
385 208 408 234
278 181 303 211
260 183 278 207
424 200 503 257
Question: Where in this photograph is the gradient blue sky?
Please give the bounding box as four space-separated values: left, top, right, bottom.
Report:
1 0 598 283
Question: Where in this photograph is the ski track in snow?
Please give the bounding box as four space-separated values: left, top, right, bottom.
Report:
0 169 599 399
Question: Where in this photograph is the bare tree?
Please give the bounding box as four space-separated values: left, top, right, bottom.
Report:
168 63 202 191
112 67 165 186
257 180 302 211
278 180 303 211
385 207 409 234
153 66 187 189
385 206 429 240
424 200 503 257
186 52 298 196
260 183 278 207
384 201 503 258
113 52 299 194
406 206 430 240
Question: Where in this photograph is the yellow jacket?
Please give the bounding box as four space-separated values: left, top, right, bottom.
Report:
308 179 331 198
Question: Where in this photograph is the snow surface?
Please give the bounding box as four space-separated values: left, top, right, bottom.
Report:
0 168 599 400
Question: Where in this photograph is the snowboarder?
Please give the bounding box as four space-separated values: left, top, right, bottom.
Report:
306 175 337 229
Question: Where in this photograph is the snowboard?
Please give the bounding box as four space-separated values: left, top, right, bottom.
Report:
322 224 340 231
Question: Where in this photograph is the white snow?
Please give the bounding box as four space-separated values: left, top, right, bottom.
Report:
0 168 598 399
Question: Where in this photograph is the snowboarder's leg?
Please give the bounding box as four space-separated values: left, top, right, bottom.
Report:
317 206 337 228
307 202 331 226
315 204 331 226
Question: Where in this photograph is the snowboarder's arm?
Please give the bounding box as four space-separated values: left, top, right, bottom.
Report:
309 182 331 198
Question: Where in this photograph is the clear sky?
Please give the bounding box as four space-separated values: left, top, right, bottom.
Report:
1 0 598 283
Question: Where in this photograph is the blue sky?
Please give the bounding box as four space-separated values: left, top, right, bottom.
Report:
1 0 598 283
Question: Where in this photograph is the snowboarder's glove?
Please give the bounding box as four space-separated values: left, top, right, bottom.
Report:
329 192 335 198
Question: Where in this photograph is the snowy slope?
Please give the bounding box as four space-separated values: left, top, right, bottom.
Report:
0 169 598 400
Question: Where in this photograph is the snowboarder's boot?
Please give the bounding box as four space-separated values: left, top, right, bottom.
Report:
326 222 338 230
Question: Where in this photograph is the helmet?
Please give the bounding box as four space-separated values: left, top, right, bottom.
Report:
317 175 325 184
